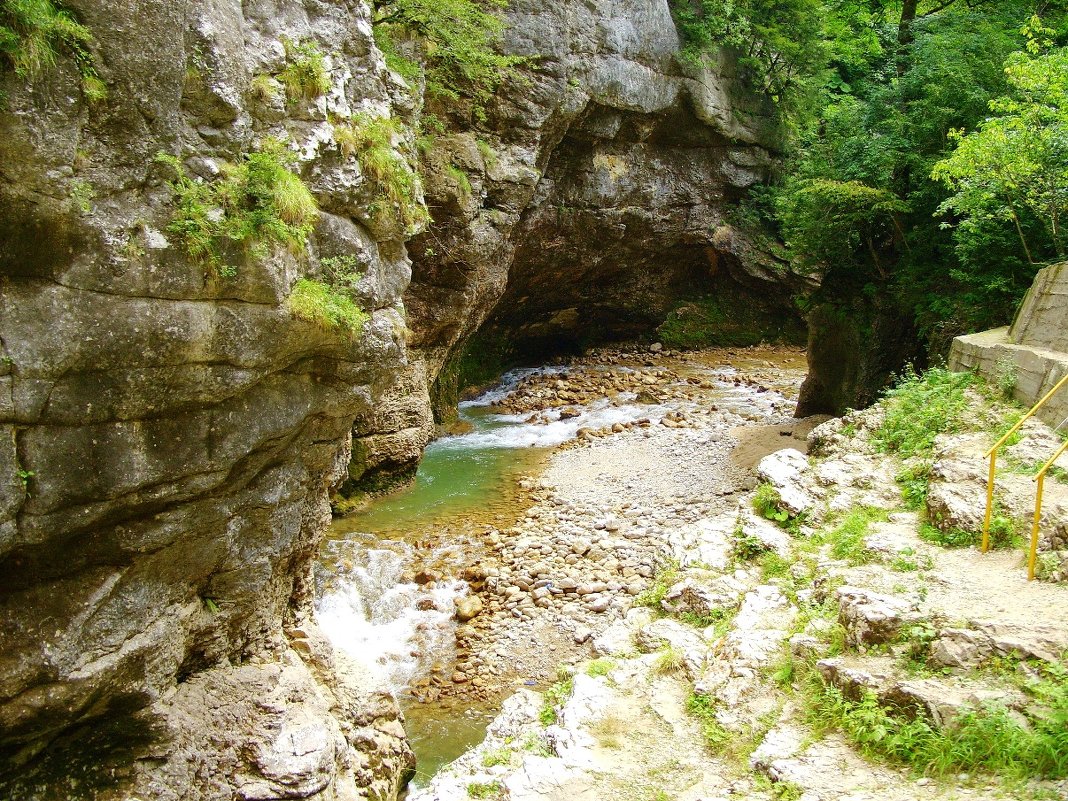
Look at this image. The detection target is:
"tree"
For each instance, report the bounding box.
[933,26,1068,264]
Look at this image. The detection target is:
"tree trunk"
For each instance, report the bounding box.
[897,0,918,76]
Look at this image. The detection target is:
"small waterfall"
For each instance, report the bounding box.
[317,541,467,691]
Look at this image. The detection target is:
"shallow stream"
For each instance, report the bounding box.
[314,351,804,787]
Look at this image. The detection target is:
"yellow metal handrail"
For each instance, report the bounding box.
[1029,438,1068,580]
[982,372,1068,553]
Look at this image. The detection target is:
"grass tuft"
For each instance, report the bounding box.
[286,278,368,337]
[279,37,330,101]
[157,139,318,271]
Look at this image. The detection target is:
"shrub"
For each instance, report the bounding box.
[752,482,789,523]
[806,662,1068,781]
[157,140,318,271]
[872,367,974,459]
[335,112,429,234]
[371,0,525,118]
[286,278,368,337]
[279,37,330,101]
[0,0,105,100]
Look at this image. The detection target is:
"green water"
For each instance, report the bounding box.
[331,406,546,542]
[327,403,546,788]
[402,703,498,791]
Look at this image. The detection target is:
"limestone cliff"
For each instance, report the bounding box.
[0,1,416,797]
[349,0,807,492]
[0,0,802,797]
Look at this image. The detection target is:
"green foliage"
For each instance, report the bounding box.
[480,748,512,768]
[466,781,502,800]
[447,163,473,196]
[633,560,680,609]
[336,112,429,234]
[279,38,330,101]
[685,692,731,753]
[778,179,909,274]
[668,0,826,114]
[585,658,615,678]
[69,177,93,213]
[371,0,525,118]
[250,73,281,103]
[476,139,498,169]
[759,550,792,579]
[873,367,974,458]
[752,482,790,523]
[933,28,1068,265]
[896,462,932,511]
[768,2,1062,356]
[539,671,574,725]
[0,0,104,100]
[286,278,369,337]
[732,524,773,561]
[823,507,888,565]
[918,521,977,548]
[889,547,933,573]
[806,660,1068,781]
[157,141,318,272]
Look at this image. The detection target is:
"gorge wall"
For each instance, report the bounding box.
[0,0,802,798]
[349,0,808,492]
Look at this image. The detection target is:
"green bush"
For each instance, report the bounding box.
[286,278,368,337]
[895,462,932,511]
[279,37,330,101]
[1,0,105,100]
[371,0,525,118]
[157,140,318,271]
[873,367,974,459]
[753,482,791,524]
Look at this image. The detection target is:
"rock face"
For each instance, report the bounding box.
[353,0,805,488]
[0,1,416,797]
[1,0,801,795]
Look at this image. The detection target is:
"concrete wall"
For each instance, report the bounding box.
[949,261,1068,430]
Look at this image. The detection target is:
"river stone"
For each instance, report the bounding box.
[455,596,485,622]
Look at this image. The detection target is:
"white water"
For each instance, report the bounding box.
[316,361,793,695]
[318,541,468,689]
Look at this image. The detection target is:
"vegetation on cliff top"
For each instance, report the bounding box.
[671,0,1068,361]
[370,0,524,119]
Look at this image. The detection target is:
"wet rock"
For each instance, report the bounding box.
[455,596,485,622]
[415,569,443,585]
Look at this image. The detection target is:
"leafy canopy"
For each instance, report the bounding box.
[934,21,1068,264]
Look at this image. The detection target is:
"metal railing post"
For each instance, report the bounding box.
[1029,438,1068,580]
[982,371,1068,552]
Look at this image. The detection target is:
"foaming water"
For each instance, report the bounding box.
[318,542,466,688]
